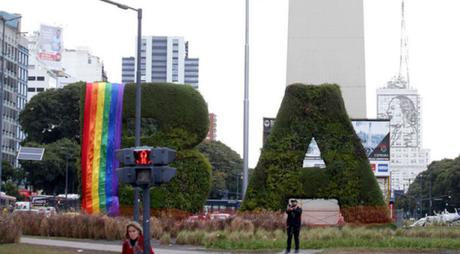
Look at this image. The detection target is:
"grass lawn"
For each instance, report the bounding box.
[0,243,117,254]
[320,249,460,254]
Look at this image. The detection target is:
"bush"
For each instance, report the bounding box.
[0,214,21,243]
[121,83,209,150]
[159,233,171,245]
[13,213,126,240]
[80,83,212,213]
[229,217,254,233]
[242,84,387,223]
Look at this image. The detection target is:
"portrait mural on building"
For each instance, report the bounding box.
[377,94,419,148]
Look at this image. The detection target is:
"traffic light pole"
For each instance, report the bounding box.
[142,186,151,254]
[116,146,176,254]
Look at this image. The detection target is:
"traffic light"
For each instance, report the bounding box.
[115,146,177,187]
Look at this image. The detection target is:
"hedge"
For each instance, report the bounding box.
[119,149,211,213]
[241,84,387,223]
[80,83,212,212]
[122,83,209,150]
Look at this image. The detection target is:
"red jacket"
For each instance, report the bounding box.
[122,235,154,254]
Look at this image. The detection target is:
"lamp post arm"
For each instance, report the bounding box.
[98,0,137,11]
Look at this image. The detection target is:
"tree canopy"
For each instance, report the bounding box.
[197,140,243,199]
[19,138,80,194]
[20,82,83,144]
[396,155,460,216]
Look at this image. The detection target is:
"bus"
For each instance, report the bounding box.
[0,192,16,210]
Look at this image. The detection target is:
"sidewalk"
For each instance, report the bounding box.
[20,236,322,254]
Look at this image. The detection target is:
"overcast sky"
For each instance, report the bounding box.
[3,0,460,167]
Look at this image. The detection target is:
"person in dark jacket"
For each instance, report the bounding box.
[122,221,154,254]
[285,199,302,253]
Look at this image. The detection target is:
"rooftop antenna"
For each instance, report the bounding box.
[398,0,410,88]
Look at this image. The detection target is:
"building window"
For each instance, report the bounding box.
[37,76,45,81]
[27,87,35,92]
[28,76,36,81]
[36,88,45,92]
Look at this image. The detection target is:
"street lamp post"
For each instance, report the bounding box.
[98,0,142,224]
[242,0,250,200]
[98,1,148,253]
[0,15,22,194]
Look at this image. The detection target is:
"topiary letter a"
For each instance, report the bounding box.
[242,84,385,218]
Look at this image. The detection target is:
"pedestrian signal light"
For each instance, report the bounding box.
[134,149,151,165]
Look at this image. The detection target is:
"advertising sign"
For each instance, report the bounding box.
[263,117,276,145]
[38,25,63,62]
[352,119,391,177]
[351,119,390,161]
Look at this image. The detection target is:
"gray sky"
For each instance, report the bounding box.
[3,0,460,167]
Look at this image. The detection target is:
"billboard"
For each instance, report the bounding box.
[38,25,63,62]
[352,119,391,177]
[351,119,390,160]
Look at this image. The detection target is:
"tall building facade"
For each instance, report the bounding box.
[0,11,28,164]
[122,36,199,89]
[26,28,105,101]
[206,113,217,141]
[286,0,367,118]
[377,81,430,193]
[377,0,430,193]
[59,48,106,87]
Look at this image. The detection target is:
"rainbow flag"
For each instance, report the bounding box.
[81,82,125,215]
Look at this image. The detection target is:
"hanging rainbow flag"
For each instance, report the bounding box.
[81,82,125,215]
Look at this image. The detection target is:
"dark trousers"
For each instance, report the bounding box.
[286,225,300,252]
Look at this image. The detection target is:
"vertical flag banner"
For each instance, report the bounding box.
[81,82,125,215]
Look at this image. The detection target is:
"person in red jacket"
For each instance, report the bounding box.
[122,221,154,254]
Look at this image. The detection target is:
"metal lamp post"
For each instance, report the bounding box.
[0,14,22,194]
[98,0,142,223]
[242,0,250,199]
[98,1,148,253]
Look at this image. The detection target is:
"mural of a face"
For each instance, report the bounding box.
[386,95,418,147]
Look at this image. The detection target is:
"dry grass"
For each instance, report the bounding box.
[0,214,21,243]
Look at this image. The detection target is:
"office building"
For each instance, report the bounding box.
[206,113,217,141]
[122,36,199,89]
[377,84,430,193]
[0,11,28,164]
[376,0,430,193]
[26,27,106,101]
[286,0,367,118]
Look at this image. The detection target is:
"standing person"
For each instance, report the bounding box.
[285,199,302,254]
[122,221,154,254]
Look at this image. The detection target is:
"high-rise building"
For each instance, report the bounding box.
[59,47,106,87]
[376,0,430,193]
[26,27,106,101]
[377,83,430,193]
[286,0,367,118]
[0,11,28,165]
[122,36,199,89]
[206,113,217,141]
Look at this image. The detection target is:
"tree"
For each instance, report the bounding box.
[20,138,80,195]
[400,155,460,216]
[19,82,83,144]
[197,140,243,199]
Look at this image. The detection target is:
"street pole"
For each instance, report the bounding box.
[133,7,143,224]
[0,15,21,194]
[236,174,239,200]
[242,0,250,200]
[142,186,151,254]
[429,173,432,216]
[98,0,142,223]
[65,154,69,199]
